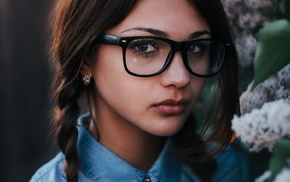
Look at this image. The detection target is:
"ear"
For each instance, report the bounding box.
[80,59,93,78]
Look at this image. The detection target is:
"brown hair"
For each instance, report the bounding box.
[50,0,239,181]
[172,2,239,180]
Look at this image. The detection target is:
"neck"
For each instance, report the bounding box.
[89,114,166,171]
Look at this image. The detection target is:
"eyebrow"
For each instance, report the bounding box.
[189,30,211,39]
[121,27,169,38]
[121,27,211,39]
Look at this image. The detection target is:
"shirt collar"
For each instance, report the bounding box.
[76,113,183,182]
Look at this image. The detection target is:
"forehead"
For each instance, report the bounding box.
[106,0,210,40]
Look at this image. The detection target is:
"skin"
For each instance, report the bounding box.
[82,0,210,171]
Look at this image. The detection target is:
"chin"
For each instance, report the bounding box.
[148,124,184,137]
[153,117,188,136]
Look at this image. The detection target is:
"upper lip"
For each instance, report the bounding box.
[153,99,190,106]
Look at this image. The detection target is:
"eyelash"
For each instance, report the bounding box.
[128,41,159,57]
[188,42,209,55]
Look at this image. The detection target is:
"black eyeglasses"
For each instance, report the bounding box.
[96,33,231,77]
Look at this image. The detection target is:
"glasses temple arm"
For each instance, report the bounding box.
[97,34,120,45]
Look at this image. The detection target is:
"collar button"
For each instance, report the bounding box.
[143,177,151,182]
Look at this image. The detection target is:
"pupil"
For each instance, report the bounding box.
[137,45,148,52]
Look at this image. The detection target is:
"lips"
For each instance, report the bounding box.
[152,99,190,115]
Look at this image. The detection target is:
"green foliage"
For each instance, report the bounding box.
[267,139,290,182]
[252,19,290,89]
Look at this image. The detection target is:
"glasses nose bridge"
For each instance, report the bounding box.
[172,41,186,52]
[164,41,189,72]
[168,41,187,65]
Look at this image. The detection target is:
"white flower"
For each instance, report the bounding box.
[244,0,275,9]
[274,167,290,182]
[240,64,290,114]
[255,170,271,182]
[232,99,290,152]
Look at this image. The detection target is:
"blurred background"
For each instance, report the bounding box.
[0,0,57,181]
[0,0,288,181]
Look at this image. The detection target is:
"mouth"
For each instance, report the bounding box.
[152,99,190,115]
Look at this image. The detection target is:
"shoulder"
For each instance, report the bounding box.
[179,163,202,182]
[30,153,67,182]
[212,146,252,182]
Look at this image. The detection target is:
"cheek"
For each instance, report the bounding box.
[93,53,128,103]
[93,48,149,114]
[93,71,154,133]
[95,77,138,112]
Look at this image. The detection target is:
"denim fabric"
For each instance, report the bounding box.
[30,113,251,182]
[212,146,252,182]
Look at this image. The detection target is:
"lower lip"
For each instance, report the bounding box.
[154,104,187,115]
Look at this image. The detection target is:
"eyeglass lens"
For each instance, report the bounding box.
[125,38,225,76]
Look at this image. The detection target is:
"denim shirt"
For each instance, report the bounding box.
[30,114,251,182]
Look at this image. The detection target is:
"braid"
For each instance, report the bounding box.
[53,74,82,181]
[48,0,138,180]
[50,1,89,179]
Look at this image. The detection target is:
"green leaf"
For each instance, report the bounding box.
[267,139,290,182]
[252,19,290,90]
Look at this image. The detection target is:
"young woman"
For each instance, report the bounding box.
[31,0,250,181]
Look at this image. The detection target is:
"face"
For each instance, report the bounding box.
[89,0,210,137]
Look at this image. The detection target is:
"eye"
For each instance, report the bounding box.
[188,42,209,54]
[128,39,159,57]
[130,40,157,52]
[188,45,202,53]
[134,43,156,52]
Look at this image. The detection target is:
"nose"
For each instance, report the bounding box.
[161,52,190,88]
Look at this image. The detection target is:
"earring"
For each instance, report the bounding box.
[82,74,91,86]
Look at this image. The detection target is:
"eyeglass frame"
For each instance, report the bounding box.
[94,33,232,78]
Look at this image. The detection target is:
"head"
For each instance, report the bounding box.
[50,0,239,180]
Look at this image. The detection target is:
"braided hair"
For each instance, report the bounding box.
[50,0,136,180]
